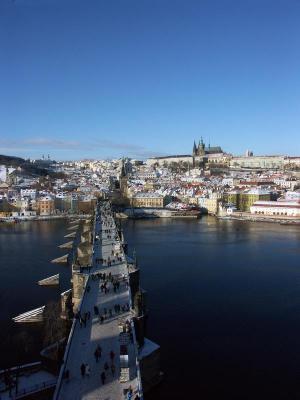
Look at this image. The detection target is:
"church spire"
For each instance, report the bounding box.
[120,158,126,177]
[193,140,197,155]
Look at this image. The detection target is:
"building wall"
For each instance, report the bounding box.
[198,197,220,214]
[37,198,55,215]
[78,199,96,214]
[131,196,164,208]
[226,192,271,211]
[230,156,284,169]
[146,156,193,166]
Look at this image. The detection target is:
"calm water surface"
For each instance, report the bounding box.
[123,217,300,400]
[1,217,300,399]
[0,219,70,367]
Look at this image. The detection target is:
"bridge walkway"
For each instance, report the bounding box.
[55,205,140,400]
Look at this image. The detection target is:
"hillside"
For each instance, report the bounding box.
[0,154,25,167]
[0,154,62,178]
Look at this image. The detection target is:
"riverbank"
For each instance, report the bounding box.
[122,207,200,219]
[0,214,91,223]
[218,212,300,225]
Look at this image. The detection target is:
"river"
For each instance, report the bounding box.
[1,217,300,399]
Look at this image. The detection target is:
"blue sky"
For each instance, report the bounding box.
[1,0,300,160]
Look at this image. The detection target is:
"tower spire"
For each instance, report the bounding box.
[193,140,197,155]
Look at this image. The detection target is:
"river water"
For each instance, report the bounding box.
[1,217,300,399]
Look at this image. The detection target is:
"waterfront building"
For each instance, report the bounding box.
[226,188,271,211]
[37,196,55,215]
[55,193,72,212]
[78,197,97,213]
[198,192,223,214]
[250,201,300,217]
[130,192,169,208]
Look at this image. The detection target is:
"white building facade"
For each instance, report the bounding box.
[250,201,300,217]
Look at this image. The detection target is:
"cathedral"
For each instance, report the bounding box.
[192,137,223,157]
[192,137,224,167]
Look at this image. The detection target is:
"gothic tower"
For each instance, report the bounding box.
[198,137,205,156]
[119,159,128,197]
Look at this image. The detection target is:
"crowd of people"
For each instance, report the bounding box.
[79,347,116,387]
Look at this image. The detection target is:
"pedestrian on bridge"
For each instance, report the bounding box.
[98,315,104,324]
[101,371,106,385]
[110,350,115,361]
[85,363,91,377]
[111,363,115,377]
[94,347,100,362]
[80,363,86,378]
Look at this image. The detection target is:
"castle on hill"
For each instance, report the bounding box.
[147,138,226,167]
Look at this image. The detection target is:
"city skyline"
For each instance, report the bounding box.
[1,0,300,159]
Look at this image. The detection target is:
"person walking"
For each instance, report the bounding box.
[110,350,115,362]
[101,371,106,385]
[80,363,86,378]
[64,369,70,381]
[111,363,115,377]
[94,348,100,362]
[85,363,91,377]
